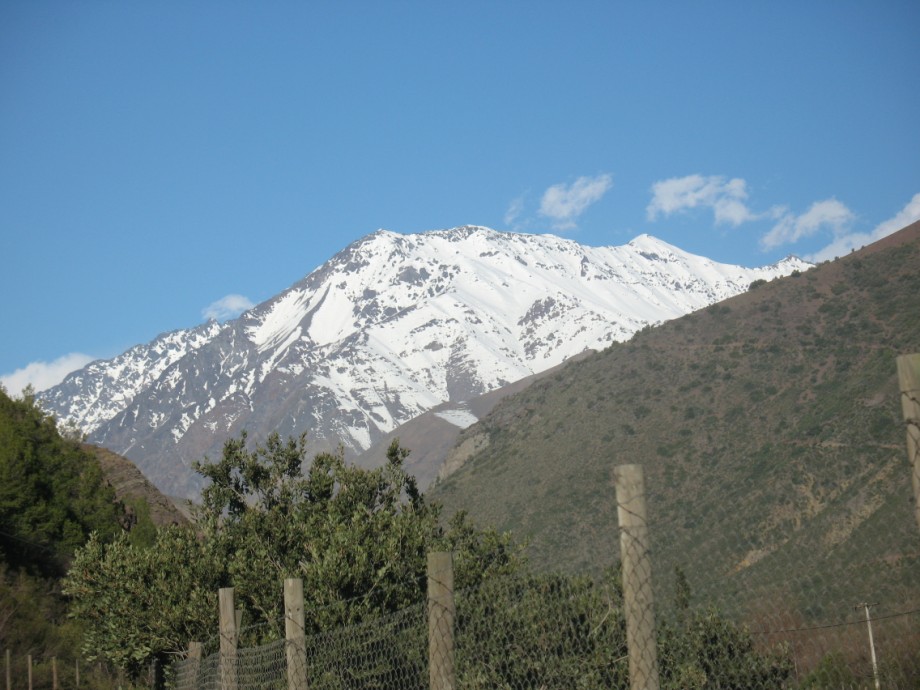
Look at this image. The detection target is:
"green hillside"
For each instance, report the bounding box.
[0,389,166,689]
[432,222,920,647]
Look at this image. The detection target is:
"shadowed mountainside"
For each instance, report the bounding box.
[355,351,596,489]
[431,221,920,619]
[82,444,190,528]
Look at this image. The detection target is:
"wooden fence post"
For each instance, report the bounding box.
[897,354,920,534]
[188,641,203,659]
[219,587,239,690]
[186,642,203,690]
[427,551,456,690]
[27,655,32,690]
[5,649,9,690]
[615,464,661,690]
[52,657,58,690]
[75,658,79,688]
[285,578,308,690]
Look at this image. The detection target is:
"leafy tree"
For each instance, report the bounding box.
[658,608,792,689]
[658,568,793,690]
[194,433,518,633]
[65,432,523,676]
[123,496,159,549]
[65,527,222,676]
[0,387,127,689]
[455,570,629,689]
[65,429,793,688]
[0,388,123,576]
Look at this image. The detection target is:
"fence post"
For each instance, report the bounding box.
[615,464,661,690]
[285,578,308,690]
[5,649,9,690]
[27,655,32,690]
[897,354,920,534]
[52,657,58,690]
[187,642,202,690]
[427,551,456,690]
[75,658,79,688]
[219,587,239,690]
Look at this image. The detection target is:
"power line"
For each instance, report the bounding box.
[751,607,920,636]
[0,528,53,553]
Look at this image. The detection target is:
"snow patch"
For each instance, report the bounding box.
[434,407,479,429]
[247,289,311,352]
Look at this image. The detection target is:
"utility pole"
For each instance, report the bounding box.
[854,602,880,690]
[897,354,920,534]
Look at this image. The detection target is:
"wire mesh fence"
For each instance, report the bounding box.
[165,558,919,690]
[166,504,919,690]
[643,456,920,690]
[165,354,920,689]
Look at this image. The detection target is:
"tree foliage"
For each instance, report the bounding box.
[64,527,222,675]
[455,570,629,689]
[0,387,127,688]
[65,430,792,687]
[65,432,522,675]
[0,388,123,576]
[658,608,792,689]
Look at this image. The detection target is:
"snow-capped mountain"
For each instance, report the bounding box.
[39,226,810,497]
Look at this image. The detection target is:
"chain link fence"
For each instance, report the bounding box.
[170,602,429,690]
[166,549,919,690]
[647,470,920,690]
[166,505,919,689]
[167,356,920,689]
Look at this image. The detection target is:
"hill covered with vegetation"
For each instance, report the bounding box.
[0,388,176,688]
[432,222,920,631]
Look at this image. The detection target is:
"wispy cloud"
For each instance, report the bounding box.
[644,173,912,261]
[805,192,920,262]
[504,195,525,228]
[202,294,255,321]
[647,174,758,226]
[1,353,95,395]
[539,173,613,231]
[761,199,855,251]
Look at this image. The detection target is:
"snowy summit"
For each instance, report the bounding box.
[39,226,809,497]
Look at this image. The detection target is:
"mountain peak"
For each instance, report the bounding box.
[423,225,496,239]
[626,233,686,258]
[39,226,806,497]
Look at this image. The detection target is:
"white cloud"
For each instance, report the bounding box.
[504,195,525,227]
[1,353,96,395]
[539,174,613,230]
[646,174,758,226]
[806,192,920,262]
[870,192,920,238]
[804,232,872,262]
[761,198,855,250]
[202,294,255,321]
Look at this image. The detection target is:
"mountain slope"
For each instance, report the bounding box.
[430,222,920,623]
[355,350,596,489]
[39,226,808,497]
[81,444,189,528]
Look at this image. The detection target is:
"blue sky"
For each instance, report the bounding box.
[2,1,919,394]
